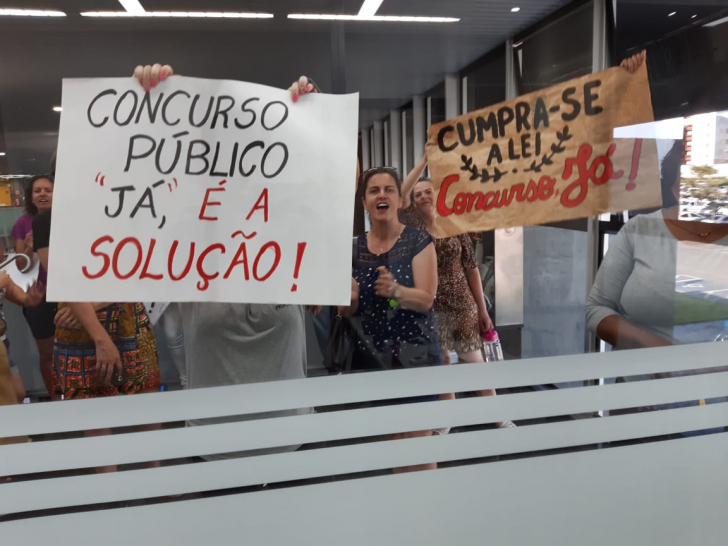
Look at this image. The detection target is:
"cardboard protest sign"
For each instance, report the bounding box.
[426,64,661,237]
[48,77,359,304]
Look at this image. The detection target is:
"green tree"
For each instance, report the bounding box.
[691,165,719,179]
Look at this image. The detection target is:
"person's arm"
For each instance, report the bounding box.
[0,273,43,307]
[401,152,429,210]
[595,315,671,350]
[375,243,437,313]
[586,225,671,349]
[460,235,493,333]
[68,302,122,384]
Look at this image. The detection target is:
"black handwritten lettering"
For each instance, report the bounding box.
[487,144,503,166]
[186,140,211,175]
[125,135,156,172]
[161,90,191,126]
[235,97,260,129]
[104,186,135,218]
[113,90,139,126]
[457,119,476,146]
[584,81,603,115]
[261,101,289,131]
[561,87,581,121]
[437,126,457,152]
[477,113,498,141]
[211,96,235,129]
[135,92,164,125]
[130,187,158,219]
[189,95,214,128]
[261,143,289,179]
[239,141,265,176]
[533,99,549,130]
[497,106,514,138]
[87,89,117,128]
[515,102,531,132]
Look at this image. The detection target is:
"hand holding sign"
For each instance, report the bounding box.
[620,50,646,74]
[133,64,174,91]
[288,75,319,103]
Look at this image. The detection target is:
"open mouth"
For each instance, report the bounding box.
[376,203,389,211]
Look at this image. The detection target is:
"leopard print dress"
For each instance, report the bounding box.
[399,207,483,353]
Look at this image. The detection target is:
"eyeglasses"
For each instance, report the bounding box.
[362,166,399,177]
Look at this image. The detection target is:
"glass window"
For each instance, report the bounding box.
[616,1,728,120]
[514,1,595,360]
[462,47,507,112]
[515,2,594,95]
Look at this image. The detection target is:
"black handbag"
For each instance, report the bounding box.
[323,236,360,373]
[324,310,357,373]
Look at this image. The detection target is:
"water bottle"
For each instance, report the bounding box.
[482,330,504,362]
[715,320,728,342]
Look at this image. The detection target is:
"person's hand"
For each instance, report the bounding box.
[25,282,45,308]
[133,64,174,92]
[288,75,318,103]
[55,306,83,330]
[620,50,646,74]
[375,267,398,299]
[23,231,33,251]
[478,307,494,334]
[94,335,122,385]
[0,271,12,291]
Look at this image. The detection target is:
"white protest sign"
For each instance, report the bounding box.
[48,77,359,304]
[1,255,40,291]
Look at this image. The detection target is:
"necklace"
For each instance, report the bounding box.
[371,226,404,254]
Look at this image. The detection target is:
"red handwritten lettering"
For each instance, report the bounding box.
[561,143,622,208]
[199,183,226,221]
[82,235,114,279]
[436,174,559,217]
[253,241,281,281]
[112,237,143,280]
[196,243,225,291]
[140,238,163,280]
[246,188,269,222]
[168,240,195,281]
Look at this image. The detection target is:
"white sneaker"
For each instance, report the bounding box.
[497,420,517,428]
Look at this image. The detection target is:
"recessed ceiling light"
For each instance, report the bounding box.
[358,0,384,17]
[288,14,459,23]
[0,153,5,156]
[692,14,698,19]
[53,106,62,112]
[0,9,65,17]
[81,11,274,18]
[511,7,521,13]
[668,11,676,17]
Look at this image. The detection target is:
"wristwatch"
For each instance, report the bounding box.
[392,284,402,300]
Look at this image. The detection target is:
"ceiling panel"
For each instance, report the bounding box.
[0,0,571,173]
